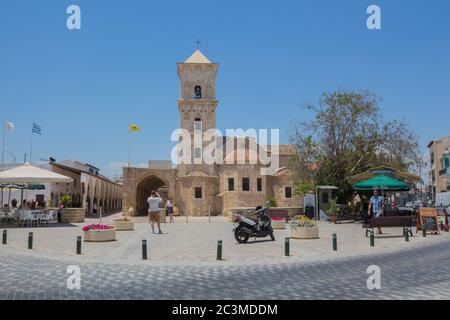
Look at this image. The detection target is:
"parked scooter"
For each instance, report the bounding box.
[233,201,275,243]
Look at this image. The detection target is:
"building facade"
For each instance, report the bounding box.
[122,50,299,216]
[428,136,450,199]
[1,160,122,215]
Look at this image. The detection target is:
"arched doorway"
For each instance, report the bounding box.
[136,175,168,215]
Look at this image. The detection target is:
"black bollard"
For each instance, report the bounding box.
[404,228,409,242]
[76,236,82,255]
[285,237,290,256]
[370,232,375,247]
[423,227,427,237]
[332,233,337,251]
[217,240,223,260]
[142,240,148,260]
[28,232,33,249]
[2,230,6,245]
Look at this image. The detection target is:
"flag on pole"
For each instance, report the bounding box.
[32,123,42,135]
[4,121,14,131]
[129,123,140,132]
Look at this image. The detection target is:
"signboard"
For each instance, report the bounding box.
[417,208,440,234]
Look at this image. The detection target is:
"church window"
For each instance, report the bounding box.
[194,147,202,159]
[194,118,202,131]
[257,178,262,192]
[285,187,292,198]
[194,86,202,99]
[194,187,202,199]
[242,177,250,192]
[228,178,235,191]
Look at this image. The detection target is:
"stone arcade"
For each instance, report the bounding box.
[122,50,300,216]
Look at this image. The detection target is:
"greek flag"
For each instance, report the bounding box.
[32,123,42,135]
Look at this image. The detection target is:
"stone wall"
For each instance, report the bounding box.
[61,208,85,223]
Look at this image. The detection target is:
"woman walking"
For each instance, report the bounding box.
[166,198,174,223]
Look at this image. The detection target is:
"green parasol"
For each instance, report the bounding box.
[0,184,45,190]
[352,174,410,191]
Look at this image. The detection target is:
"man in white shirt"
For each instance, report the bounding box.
[147,190,163,234]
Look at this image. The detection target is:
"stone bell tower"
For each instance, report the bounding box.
[177,49,219,175]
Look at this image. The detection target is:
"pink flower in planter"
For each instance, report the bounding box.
[82,224,113,231]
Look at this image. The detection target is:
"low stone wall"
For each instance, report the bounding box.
[61,208,85,223]
[227,207,303,221]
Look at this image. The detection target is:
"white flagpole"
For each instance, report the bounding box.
[1,122,6,171]
[128,129,131,168]
[29,123,34,164]
[1,123,6,207]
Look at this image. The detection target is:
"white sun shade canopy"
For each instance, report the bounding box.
[0,164,73,184]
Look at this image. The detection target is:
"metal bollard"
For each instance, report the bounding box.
[332,233,337,251]
[2,230,6,245]
[285,237,290,256]
[422,227,427,237]
[370,232,375,247]
[142,240,148,260]
[404,228,409,242]
[217,240,223,260]
[28,232,33,249]
[76,236,82,255]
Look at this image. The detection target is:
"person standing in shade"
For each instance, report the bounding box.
[148,190,163,234]
[368,190,384,235]
[93,202,98,216]
[166,198,174,223]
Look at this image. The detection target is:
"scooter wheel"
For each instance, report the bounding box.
[234,226,250,243]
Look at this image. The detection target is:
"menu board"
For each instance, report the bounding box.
[417,208,440,234]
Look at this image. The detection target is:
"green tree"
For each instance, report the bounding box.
[267,195,278,207]
[289,90,423,203]
[60,194,72,208]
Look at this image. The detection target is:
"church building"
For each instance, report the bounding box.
[122,50,300,216]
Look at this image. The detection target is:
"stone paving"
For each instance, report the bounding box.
[1,214,449,266]
[1,215,450,299]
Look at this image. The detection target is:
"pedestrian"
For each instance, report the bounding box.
[148,190,163,234]
[166,198,174,223]
[93,202,98,216]
[368,190,384,234]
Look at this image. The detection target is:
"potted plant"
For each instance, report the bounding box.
[82,224,116,242]
[327,198,338,224]
[267,195,278,207]
[60,194,72,208]
[112,204,135,231]
[271,217,286,229]
[289,215,319,239]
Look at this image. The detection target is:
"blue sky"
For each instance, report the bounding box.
[1,0,449,178]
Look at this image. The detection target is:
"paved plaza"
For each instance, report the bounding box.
[1,216,450,299]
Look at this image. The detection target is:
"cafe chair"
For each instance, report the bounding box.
[30,213,40,227]
[40,213,51,226]
[19,211,31,227]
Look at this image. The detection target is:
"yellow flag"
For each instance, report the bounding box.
[129,123,140,132]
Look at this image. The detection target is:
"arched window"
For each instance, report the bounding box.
[194,86,202,99]
[194,118,202,131]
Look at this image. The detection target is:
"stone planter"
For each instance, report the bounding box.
[112,220,134,231]
[290,226,319,239]
[271,219,286,230]
[83,229,116,242]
